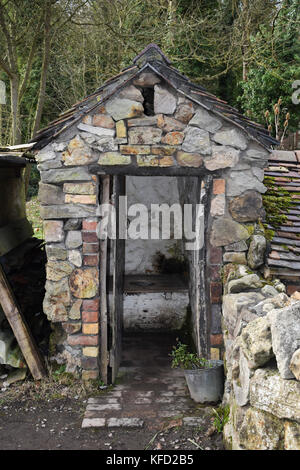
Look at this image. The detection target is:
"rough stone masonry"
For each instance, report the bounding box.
[222,259,300,450]
[33,45,274,383]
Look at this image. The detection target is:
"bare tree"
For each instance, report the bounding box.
[0,0,88,144]
[32,0,89,138]
[0,0,43,143]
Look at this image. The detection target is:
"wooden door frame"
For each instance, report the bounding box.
[99,175,110,384]
[99,172,212,383]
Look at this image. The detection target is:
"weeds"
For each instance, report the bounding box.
[0,362,108,405]
[170,341,212,370]
[212,406,230,433]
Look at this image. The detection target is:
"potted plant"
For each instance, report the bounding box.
[170,341,224,403]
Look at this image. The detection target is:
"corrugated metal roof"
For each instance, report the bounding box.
[30,44,278,151]
[266,150,300,277]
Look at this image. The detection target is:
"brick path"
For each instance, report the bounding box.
[82,333,212,429]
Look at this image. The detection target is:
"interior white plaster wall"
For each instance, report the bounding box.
[109,176,184,274]
[125,175,183,274]
[109,292,189,331]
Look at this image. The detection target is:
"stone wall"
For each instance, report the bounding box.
[222,238,300,450]
[36,71,271,379]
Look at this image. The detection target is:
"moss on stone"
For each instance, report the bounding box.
[263,176,293,230]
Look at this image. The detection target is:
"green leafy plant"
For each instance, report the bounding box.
[53,364,66,377]
[212,405,230,433]
[170,341,211,370]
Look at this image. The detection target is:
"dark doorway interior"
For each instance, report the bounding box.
[102,173,208,384]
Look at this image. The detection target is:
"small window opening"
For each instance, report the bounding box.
[142,87,155,116]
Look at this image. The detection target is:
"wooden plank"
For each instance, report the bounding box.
[276,225,300,232]
[0,155,27,167]
[269,267,300,278]
[89,163,214,178]
[271,244,300,254]
[268,151,297,163]
[265,172,300,179]
[269,250,300,261]
[272,236,300,247]
[0,264,46,380]
[0,218,33,256]
[99,175,110,385]
[199,175,211,359]
[286,215,300,221]
[287,210,300,216]
[276,231,300,240]
[7,143,35,151]
[268,258,300,270]
[109,175,125,384]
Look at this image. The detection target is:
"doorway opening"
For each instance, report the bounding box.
[101,174,208,384]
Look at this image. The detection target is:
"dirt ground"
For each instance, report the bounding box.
[0,373,224,452]
[0,334,225,451]
[0,396,223,451]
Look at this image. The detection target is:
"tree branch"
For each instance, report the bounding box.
[0,3,17,71]
[0,56,13,78]
[19,14,44,99]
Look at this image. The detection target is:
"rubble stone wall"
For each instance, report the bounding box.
[36,71,270,379]
[222,253,300,450]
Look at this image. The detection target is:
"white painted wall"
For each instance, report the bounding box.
[125,176,183,274]
[109,292,189,331]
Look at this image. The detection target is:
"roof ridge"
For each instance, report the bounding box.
[31,45,278,151]
[133,43,171,66]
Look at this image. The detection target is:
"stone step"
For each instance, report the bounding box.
[82,417,144,429]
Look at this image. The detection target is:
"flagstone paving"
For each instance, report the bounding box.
[82,333,214,429]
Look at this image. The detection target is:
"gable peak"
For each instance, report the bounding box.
[133,43,171,67]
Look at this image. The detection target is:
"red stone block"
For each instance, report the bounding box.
[82,311,98,323]
[84,254,99,266]
[287,284,300,296]
[210,265,221,281]
[82,298,100,312]
[213,179,225,195]
[210,334,224,346]
[209,246,223,264]
[82,357,98,370]
[82,231,98,243]
[67,335,98,346]
[82,220,98,231]
[83,243,99,254]
[210,282,222,303]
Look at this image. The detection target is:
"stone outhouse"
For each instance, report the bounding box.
[32,44,277,383]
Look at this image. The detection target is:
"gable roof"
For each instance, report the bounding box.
[31,43,278,151]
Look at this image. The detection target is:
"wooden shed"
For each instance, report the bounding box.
[0,147,46,380]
